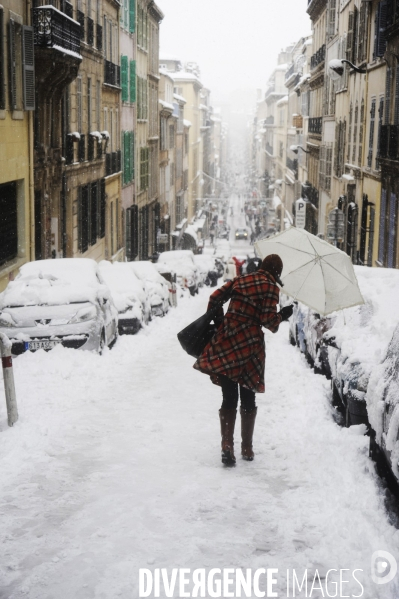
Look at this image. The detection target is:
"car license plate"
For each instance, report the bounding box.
[26,340,60,351]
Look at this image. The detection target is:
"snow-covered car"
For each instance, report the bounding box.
[130,261,170,317]
[323,266,399,427]
[289,301,307,354]
[157,250,200,296]
[193,254,218,287]
[99,261,150,335]
[368,323,399,486]
[0,259,118,354]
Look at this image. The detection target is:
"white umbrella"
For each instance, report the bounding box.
[255,227,364,315]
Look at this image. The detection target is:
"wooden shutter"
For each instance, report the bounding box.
[100,178,106,238]
[385,67,391,124]
[347,12,354,64]
[132,204,138,259]
[378,188,387,263]
[8,19,17,110]
[90,182,98,245]
[334,120,340,176]
[121,55,128,102]
[387,192,397,267]
[81,185,89,253]
[378,0,388,57]
[394,66,399,124]
[357,1,367,64]
[352,7,358,64]
[130,60,136,102]
[328,0,336,36]
[130,131,134,180]
[123,131,130,184]
[0,8,4,110]
[368,99,376,167]
[129,0,135,33]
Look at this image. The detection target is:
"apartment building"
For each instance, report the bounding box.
[0,0,34,291]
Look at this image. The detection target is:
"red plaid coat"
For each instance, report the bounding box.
[193,270,282,393]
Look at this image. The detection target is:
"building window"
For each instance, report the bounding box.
[87,77,91,132]
[96,80,101,129]
[140,147,149,190]
[130,60,136,102]
[0,182,18,265]
[374,0,388,59]
[121,55,129,102]
[376,96,384,169]
[368,98,376,168]
[169,124,174,149]
[334,119,346,177]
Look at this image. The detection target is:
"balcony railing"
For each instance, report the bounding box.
[33,5,81,56]
[303,181,319,209]
[104,60,120,87]
[309,117,323,135]
[106,151,121,176]
[286,157,298,173]
[379,124,399,160]
[310,44,326,70]
[285,63,297,81]
[265,85,275,100]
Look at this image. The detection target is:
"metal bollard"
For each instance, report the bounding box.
[0,333,18,426]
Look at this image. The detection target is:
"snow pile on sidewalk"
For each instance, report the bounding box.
[0,288,398,598]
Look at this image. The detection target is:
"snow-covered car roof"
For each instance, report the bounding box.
[325,266,399,375]
[131,261,168,283]
[0,258,104,308]
[158,250,195,264]
[98,261,146,312]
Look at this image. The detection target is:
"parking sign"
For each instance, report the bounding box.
[295,199,306,229]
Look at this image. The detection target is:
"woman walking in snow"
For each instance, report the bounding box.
[193,254,293,465]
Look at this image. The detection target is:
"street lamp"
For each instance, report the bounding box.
[328,58,366,80]
[290,145,310,154]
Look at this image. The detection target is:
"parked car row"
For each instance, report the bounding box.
[0,258,176,355]
[288,266,399,488]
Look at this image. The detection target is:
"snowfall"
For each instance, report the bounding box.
[2,195,399,598]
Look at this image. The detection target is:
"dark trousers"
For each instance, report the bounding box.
[220,375,256,411]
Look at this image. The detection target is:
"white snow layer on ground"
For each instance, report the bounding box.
[0,289,399,598]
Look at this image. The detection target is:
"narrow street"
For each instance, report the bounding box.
[1,233,399,597]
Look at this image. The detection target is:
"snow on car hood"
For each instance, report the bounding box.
[0,275,99,308]
[0,258,106,308]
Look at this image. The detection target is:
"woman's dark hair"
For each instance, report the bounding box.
[260,254,283,279]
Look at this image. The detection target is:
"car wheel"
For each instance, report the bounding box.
[99,329,106,355]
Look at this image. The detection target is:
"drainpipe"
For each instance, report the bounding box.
[0,333,18,427]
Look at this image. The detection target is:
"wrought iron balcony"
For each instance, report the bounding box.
[33,5,81,57]
[285,63,296,82]
[302,181,319,208]
[309,117,322,135]
[310,44,326,70]
[104,60,120,87]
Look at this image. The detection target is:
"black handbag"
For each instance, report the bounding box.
[177,292,230,358]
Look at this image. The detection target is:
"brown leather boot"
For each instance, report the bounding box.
[241,407,257,461]
[219,408,237,465]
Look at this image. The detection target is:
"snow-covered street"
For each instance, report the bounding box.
[1,284,399,598]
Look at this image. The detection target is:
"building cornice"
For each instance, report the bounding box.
[306,0,327,23]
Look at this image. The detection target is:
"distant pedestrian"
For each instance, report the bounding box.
[223,258,238,282]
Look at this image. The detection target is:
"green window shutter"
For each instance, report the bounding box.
[130,132,134,180]
[123,131,129,184]
[121,55,128,102]
[130,60,136,103]
[129,0,135,33]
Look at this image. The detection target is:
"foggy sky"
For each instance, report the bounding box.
[158,0,312,106]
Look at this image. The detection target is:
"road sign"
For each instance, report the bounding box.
[295,199,306,229]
